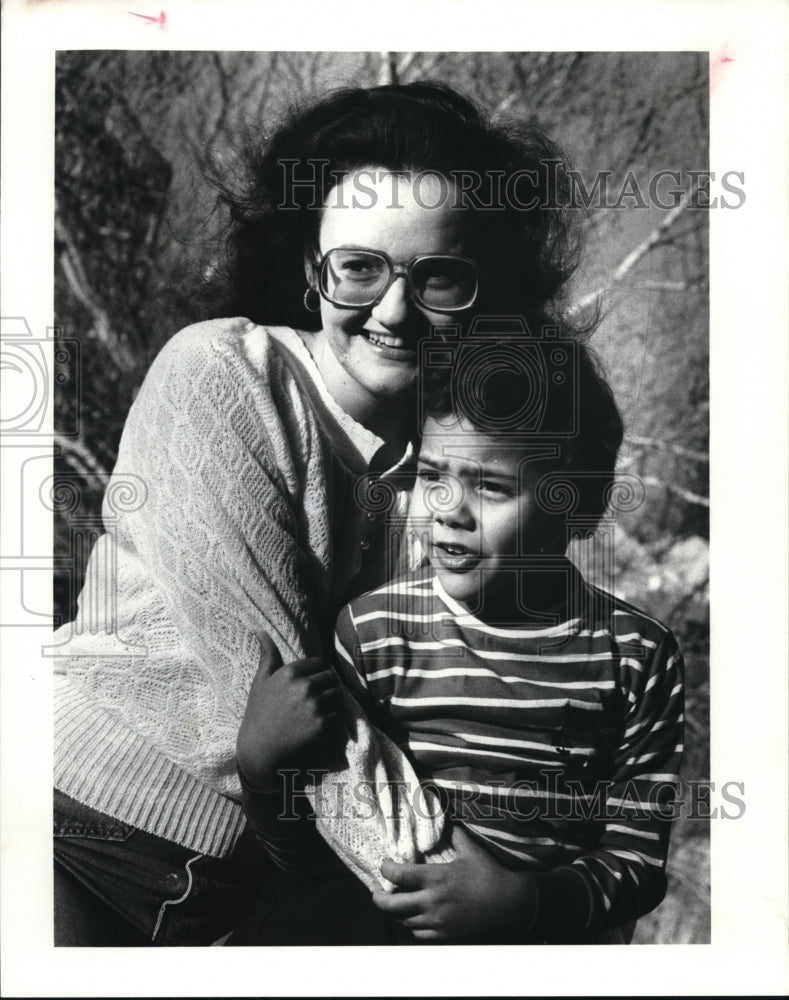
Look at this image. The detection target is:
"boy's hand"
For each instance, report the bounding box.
[371,826,537,942]
[236,633,344,792]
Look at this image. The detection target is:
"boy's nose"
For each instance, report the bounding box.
[370,276,410,328]
[434,486,475,530]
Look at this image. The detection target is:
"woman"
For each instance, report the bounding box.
[53,82,580,945]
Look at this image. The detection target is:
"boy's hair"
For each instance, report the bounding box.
[422,336,624,530]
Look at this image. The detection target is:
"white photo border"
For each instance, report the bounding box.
[1,0,787,996]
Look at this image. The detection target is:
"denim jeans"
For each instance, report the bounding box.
[54,790,636,946]
[53,789,270,946]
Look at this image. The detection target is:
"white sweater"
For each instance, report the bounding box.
[54,319,419,857]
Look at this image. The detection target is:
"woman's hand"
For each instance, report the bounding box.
[371,826,537,943]
[236,633,345,792]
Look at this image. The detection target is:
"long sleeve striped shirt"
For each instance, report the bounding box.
[332,563,685,935]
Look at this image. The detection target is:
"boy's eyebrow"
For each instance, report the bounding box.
[417,450,519,482]
[416,451,448,469]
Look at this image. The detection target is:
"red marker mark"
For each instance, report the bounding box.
[128,10,167,27]
[711,44,735,89]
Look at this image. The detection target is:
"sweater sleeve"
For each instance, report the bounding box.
[528,630,685,940]
[96,321,327,796]
[237,762,327,871]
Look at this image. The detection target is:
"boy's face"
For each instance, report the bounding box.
[412,414,557,612]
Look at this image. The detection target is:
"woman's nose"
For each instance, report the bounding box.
[370,275,410,328]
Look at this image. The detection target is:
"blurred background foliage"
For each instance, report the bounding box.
[54,50,710,944]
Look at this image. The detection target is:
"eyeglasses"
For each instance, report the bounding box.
[315,248,479,313]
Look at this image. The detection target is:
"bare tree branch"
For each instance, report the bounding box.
[379,52,398,85]
[570,185,696,315]
[55,215,136,371]
[413,53,443,79]
[306,52,324,93]
[206,52,233,153]
[55,434,109,479]
[638,274,706,293]
[640,280,689,292]
[396,52,418,80]
[495,92,518,116]
[640,475,710,508]
[626,435,708,463]
[668,573,710,622]
[254,53,280,123]
[619,107,657,171]
[278,53,308,96]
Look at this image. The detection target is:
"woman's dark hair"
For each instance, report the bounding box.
[205,82,585,331]
[422,336,624,531]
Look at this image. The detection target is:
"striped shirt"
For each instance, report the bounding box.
[334,563,685,930]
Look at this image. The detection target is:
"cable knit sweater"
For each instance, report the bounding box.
[53,319,447,863]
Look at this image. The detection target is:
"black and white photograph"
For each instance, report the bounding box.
[1,1,787,996]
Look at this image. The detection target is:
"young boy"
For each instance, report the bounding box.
[234,338,684,945]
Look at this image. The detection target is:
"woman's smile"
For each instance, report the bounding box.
[358,322,419,359]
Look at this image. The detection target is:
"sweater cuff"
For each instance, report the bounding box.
[238,765,311,838]
[528,865,595,940]
[238,764,325,873]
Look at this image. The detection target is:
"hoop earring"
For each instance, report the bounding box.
[303,287,321,313]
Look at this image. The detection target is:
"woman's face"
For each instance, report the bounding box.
[311,169,474,416]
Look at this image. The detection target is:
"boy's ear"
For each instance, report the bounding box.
[528,512,566,556]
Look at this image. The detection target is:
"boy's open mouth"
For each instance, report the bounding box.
[431,541,480,571]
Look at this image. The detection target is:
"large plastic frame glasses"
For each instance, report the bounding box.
[314,247,480,313]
